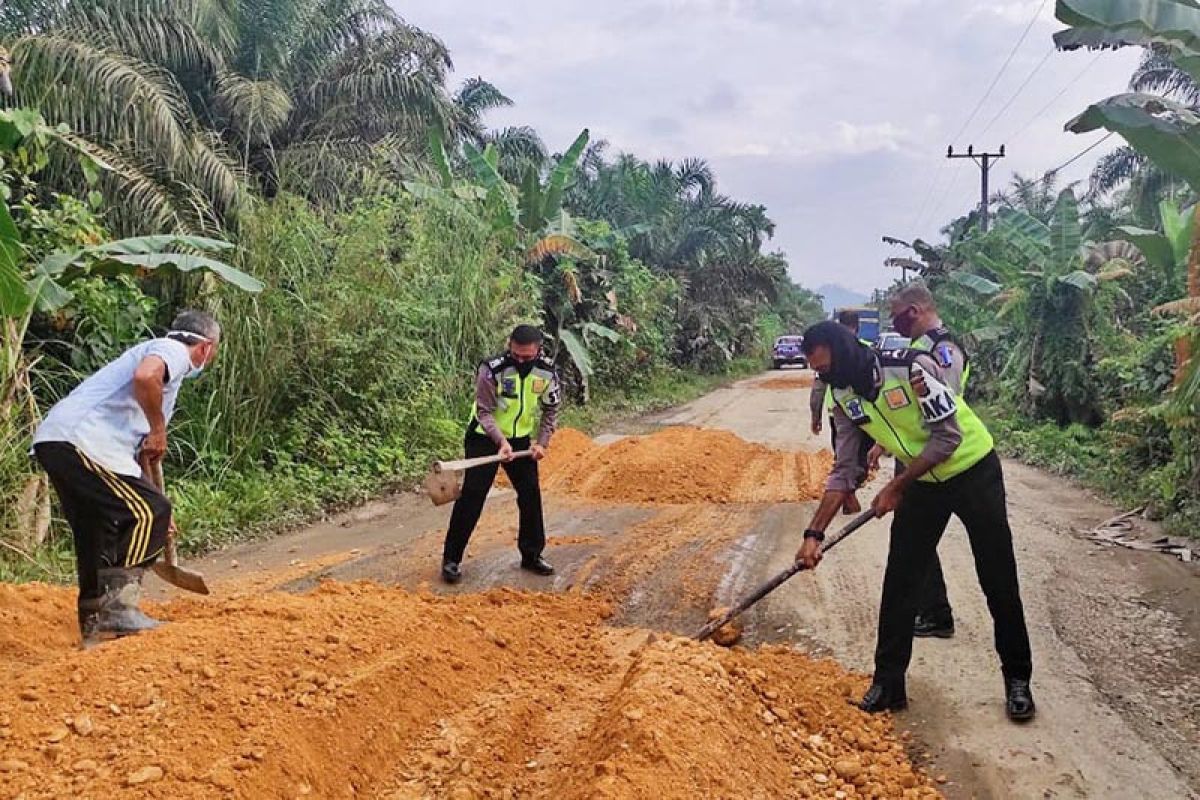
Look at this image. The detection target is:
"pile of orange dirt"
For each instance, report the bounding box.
[0,582,940,800]
[494,427,596,489]
[543,426,831,504]
[757,373,816,389]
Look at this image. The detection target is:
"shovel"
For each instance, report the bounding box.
[424,449,534,506]
[695,509,876,641]
[146,460,210,595]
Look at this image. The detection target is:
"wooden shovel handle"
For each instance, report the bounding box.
[695,510,877,641]
[435,450,534,473]
[142,458,178,567]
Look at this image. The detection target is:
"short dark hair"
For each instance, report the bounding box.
[509,324,544,346]
[835,309,859,331]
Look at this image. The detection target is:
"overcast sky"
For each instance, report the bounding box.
[397,1,1141,295]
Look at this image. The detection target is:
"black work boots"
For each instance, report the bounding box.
[857,675,1037,722]
[1005,678,1036,722]
[520,556,555,576]
[913,613,955,638]
[858,679,909,713]
[78,567,162,647]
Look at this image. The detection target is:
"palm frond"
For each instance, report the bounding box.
[11,34,191,166]
[216,70,293,144]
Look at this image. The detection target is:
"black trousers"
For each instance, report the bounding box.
[442,434,545,564]
[918,552,953,622]
[874,451,1032,684]
[34,442,170,605]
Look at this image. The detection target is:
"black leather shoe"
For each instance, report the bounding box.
[441,561,462,584]
[914,614,955,639]
[520,556,555,576]
[1005,678,1036,722]
[858,681,908,713]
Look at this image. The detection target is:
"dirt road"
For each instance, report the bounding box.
[668,372,1200,799]
[224,369,1198,799]
[5,371,1197,798]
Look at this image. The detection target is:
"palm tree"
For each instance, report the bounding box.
[563,150,792,364]
[990,172,1060,223]
[1,0,457,233]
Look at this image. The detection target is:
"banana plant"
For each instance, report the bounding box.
[1055,0,1200,384]
[953,187,1135,424]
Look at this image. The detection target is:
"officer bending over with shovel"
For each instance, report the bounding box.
[794,321,1035,722]
[32,310,219,647]
[441,325,560,583]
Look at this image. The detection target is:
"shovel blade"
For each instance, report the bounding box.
[424,468,462,506]
[152,562,210,595]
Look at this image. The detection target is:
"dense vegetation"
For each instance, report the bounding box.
[0,3,823,580]
[883,0,1200,534]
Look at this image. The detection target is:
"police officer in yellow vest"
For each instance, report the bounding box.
[809,309,874,515]
[886,282,972,639]
[796,320,1034,722]
[441,325,560,583]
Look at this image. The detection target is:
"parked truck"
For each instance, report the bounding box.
[832,306,880,343]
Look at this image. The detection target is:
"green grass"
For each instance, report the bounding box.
[982,407,1200,538]
[0,359,766,584]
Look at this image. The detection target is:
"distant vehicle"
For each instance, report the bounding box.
[832,306,880,343]
[876,332,910,351]
[771,335,807,370]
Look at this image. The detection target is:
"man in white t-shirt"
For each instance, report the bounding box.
[32,309,220,646]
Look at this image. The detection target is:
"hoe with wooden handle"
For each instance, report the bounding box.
[423,450,534,506]
[146,460,210,595]
[695,510,876,641]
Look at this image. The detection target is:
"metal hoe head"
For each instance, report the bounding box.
[152,562,210,595]
[424,464,462,506]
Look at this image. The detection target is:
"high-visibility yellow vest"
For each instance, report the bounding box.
[830,349,992,482]
[469,353,559,439]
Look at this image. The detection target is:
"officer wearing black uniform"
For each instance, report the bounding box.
[889,283,972,639]
[796,320,1035,722]
[441,325,560,583]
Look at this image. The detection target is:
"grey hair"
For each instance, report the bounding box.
[168,309,221,343]
[890,281,935,309]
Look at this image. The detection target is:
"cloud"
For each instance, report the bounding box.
[398,0,1142,293]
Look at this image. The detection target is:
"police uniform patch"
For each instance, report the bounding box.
[912,367,958,423]
[532,377,548,393]
[884,386,911,410]
[935,342,954,368]
[501,376,517,396]
[843,398,870,425]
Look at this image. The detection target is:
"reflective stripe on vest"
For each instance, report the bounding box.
[831,353,992,482]
[470,363,555,439]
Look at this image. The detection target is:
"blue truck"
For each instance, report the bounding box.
[833,306,880,343]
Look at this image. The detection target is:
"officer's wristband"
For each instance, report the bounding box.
[803,529,826,543]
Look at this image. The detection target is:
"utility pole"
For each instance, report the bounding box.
[947,144,1005,232]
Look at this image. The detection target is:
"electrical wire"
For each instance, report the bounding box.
[1006,51,1103,143]
[977,47,1055,138]
[1046,131,1115,174]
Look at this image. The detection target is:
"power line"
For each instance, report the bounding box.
[949,0,1051,144]
[977,47,1054,138]
[909,0,1050,234]
[1006,51,1103,143]
[1047,131,1115,174]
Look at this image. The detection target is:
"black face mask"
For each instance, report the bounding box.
[513,357,536,377]
[806,321,879,401]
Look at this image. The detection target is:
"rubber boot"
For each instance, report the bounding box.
[80,568,162,647]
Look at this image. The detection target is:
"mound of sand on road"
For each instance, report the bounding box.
[0,583,938,800]
[542,426,830,505]
[756,374,816,390]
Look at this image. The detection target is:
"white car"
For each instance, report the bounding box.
[876,332,910,351]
